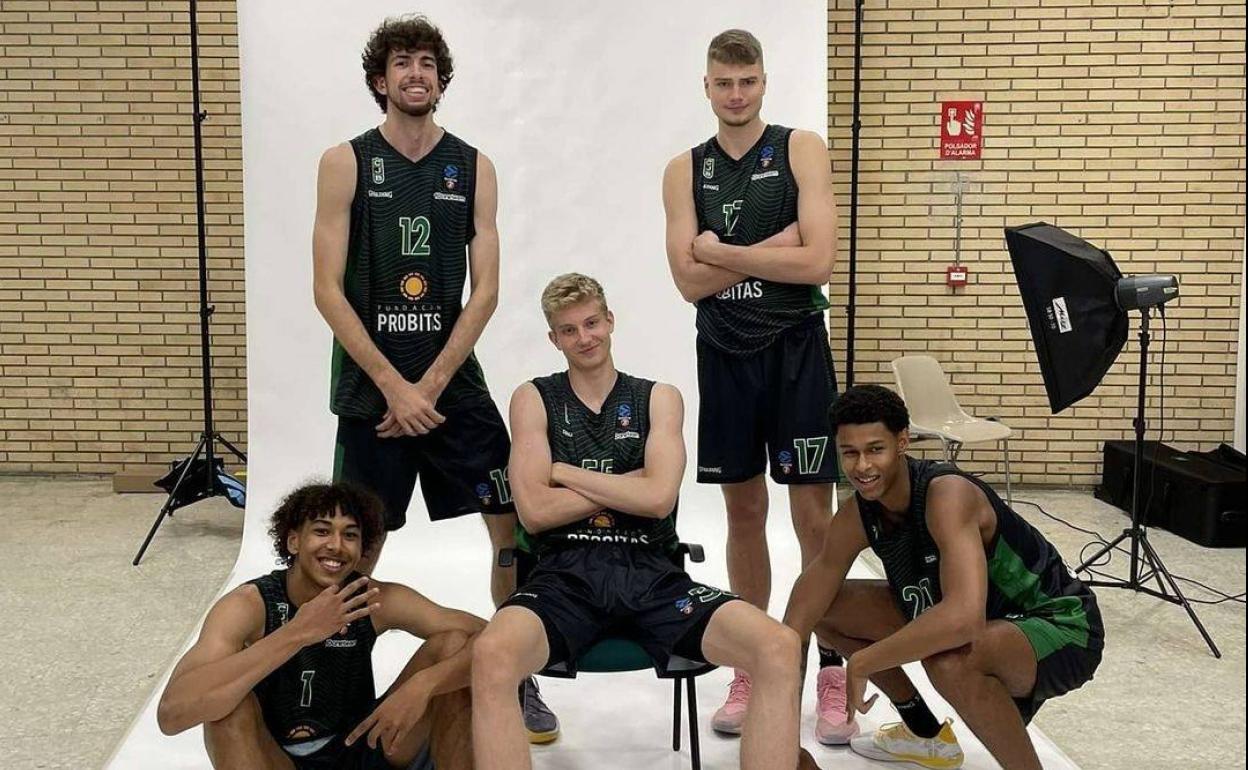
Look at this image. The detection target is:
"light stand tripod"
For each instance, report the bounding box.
[133,0,246,565]
[1075,307,1220,657]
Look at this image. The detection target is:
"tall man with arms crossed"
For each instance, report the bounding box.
[662,29,849,741]
[785,385,1103,770]
[312,15,559,742]
[158,482,480,769]
[471,274,811,770]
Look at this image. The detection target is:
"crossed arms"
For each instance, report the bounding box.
[662,129,838,303]
[508,381,686,533]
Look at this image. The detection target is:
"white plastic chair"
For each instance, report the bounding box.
[891,355,1014,504]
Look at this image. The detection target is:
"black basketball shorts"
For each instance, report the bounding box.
[334,395,514,530]
[696,316,840,485]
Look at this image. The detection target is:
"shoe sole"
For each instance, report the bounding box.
[526,728,560,745]
[815,730,858,746]
[710,722,743,736]
[849,740,963,770]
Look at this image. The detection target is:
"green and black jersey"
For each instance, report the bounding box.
[858,458,1103,661]
[692,124,830,355]
[521,371,678,555]
[248,570,377,748]
[330,128,489,419]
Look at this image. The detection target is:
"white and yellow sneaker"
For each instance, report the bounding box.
[849,718,964,769]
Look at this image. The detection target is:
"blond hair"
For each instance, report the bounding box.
[541,273,608,324]
[707,29,763,67]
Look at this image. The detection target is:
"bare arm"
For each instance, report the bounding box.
[850,477,989,678]
[551,383,685,519]
[417,151,500,397]
[693,130,837,285]
[312,144,407,399]
[662,151,750,302]
[509,382,603,533]
[784,496,870,684]
[157,577,377,735]
[372,581,486,697]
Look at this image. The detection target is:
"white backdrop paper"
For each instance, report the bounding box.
[107,2,1077,767]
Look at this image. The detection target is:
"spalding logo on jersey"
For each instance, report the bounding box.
[372,157,385,185]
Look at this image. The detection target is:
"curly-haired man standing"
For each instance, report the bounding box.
[311,13,560,745]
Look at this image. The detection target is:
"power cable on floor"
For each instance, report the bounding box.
[1012,498,1246,606]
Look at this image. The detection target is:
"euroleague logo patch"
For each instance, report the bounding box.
[400,271,429,301]
[476,482,492,506]
[778,449,794,475]
[443,164,459,190]
[675,597,694,616]
[616,403,632,429]
[759,144,775,168]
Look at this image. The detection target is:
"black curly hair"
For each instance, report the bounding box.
[828,385,910,436]
[268,481,385,566]
[361,15,454,113]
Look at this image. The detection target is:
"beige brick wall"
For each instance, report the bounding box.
[1,1,1243,484]
[0,1,245,474]
[826,0,1246,486]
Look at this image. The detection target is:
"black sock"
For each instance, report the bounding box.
[893,694,941,739]
[817,644,843,669]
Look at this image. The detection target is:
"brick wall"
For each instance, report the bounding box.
[1,1,1243,483]
[0,1,245,474]
[826,0,1245,485]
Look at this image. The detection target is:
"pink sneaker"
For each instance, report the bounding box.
[711,671,751,735]
[814,666,859,745]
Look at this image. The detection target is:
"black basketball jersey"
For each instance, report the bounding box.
[691,124,830,355]
[522,371,678,554]
[330,128,490,419]
[247,570,377,748]
[857,459,1101,655]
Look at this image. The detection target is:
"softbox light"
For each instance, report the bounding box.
[1004,222,1129,413]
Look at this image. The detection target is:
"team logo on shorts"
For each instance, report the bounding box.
[588,512,615,529]
[777,449,794,475]
[400,271,429,301]
[675,597,694,616]
[759,145,775,169]
[702,157,714,179]
[372,157,385,184]
[476,482,492,506]
[443,164,459,190]
[616,403,632,429]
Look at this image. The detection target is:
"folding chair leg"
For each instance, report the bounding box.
[672,677,682,752]
[1003,436,1013,505]
[686,676,701,770]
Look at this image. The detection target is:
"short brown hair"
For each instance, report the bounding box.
[361,15,454,113]
[541,273,608,324]
[268,481,385,566]
[707,29,764,67]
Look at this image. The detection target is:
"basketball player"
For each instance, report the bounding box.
[311,15,558,738]
[471,274,808,770]
[157,482,480,769]
[785,385,1103,769]
[661,28,847,741]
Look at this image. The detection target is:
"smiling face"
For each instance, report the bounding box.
[287,509,363,588]
[704,59,766,129]
[547,299,614,372]
[836,422,910,502]
[375,48,441,117]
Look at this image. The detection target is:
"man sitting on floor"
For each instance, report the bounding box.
[158,481,483,769]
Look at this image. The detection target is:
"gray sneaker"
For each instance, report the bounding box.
[520,676,560,744]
